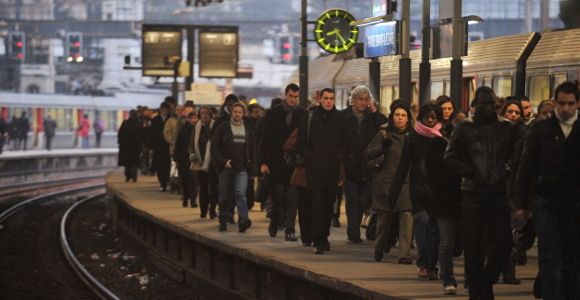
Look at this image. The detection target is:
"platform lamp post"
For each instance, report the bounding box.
[299,0,309,108]
[399,0,412,104]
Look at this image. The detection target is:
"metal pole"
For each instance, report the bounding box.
[172,62,179,101]
[540,0,550,32]
[186,27,195,92]
[524,0,532,33]
[299,0,309,108]
[399,0,412,103]
[419,0,431,105]
[369,57,381,103]
[450,0,463,110]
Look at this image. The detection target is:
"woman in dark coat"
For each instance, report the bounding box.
[118,110,144,182]
[364,100,414,264]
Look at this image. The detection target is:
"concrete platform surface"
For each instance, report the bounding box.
[107,170,538,300]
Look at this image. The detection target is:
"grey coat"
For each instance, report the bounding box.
[365,127,412,212]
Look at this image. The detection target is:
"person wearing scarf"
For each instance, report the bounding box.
[407,103,460,295]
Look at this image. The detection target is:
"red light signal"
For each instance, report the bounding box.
[66,32,83,63]
[10,32,25,61]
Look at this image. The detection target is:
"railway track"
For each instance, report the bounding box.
[0,183,120,300]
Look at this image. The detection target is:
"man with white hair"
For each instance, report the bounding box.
[340,86,385,243]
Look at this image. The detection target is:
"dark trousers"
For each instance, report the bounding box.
[534,197,580,300]
[198,170,218,216]
[333,187,343,221]
[310,187,335,247]
[178,164,196,202]
[95,132,102,148]
[461,192,512,300]
[271,184,298,233]
[344,180,368,240]
[296,187,310,244]
[155,155,170,189]
[45,136,53,151]
[124,164,138,181]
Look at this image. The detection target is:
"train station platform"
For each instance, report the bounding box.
[106,169,539,300]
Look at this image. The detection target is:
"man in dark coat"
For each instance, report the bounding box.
[43,115,57,151]
[260,83,305,241]
[340,85,382,243]
[297,87,347,254]
[515,82,580,300]
[444,86,519,300]
[175,111,198,208]
[18,112,30,151]
[118,110,144,182]
[150,101,171,191]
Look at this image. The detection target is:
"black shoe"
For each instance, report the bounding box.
[228,216,235,224]
[200,213,207,218]
[125,178,130,182]
[238,219,252,233]
[313,247,324,254]
[268,223,277,238]
[209,211,217,219]
[331,218,341,228]
[374,250,383,262]
[302,242,312,247]
[182,200,188,207]
[502,276,521,285]
[398,257,413,265]
[285,232,298,242]
[190,200,198,208]
[349,236,363,244]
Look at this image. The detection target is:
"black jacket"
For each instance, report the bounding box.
[260,104,305,184]
[444,119,519,194]
[117,118,144,167]
[516,115,580,210]
[174,122,194,168]
[340,107,381,181]
[150,114,170,160]
[408,132,461,218]
[211,121,257,175]
[297,105,347,189]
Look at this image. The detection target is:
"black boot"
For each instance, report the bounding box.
[218,217,227,232]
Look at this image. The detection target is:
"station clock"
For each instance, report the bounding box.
[314,9,359,54]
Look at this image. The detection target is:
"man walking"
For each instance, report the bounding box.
[151,101,172,191]
[340,86,381,243]
[516,82,580,300]
[93,115,105,148]
[43,115,57,151]
[260,83,305,241]
[297,88,347,254]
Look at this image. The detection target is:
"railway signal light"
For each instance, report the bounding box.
[66,32,83,63]
[280,36,292,63]
[10,32,25,61]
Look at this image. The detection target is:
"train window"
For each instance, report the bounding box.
[381,85,393,116]
[528,75,550,106]
[431,81,444,100]
[552,73,568,95]
[492,76,512,98]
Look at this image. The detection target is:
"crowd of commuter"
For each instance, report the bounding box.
[117,81,579,300]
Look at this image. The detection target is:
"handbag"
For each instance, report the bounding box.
[282,128,298,154]
[289,111,313,188]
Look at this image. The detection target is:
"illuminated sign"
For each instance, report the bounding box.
[364,21,399,58]
[142,26,182,76]
[199,30,238,78]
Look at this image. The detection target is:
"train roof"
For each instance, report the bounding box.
[526,28,580,69]
[0,91,168,110]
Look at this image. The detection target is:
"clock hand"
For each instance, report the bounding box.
[336,31,347,45]
[326,28,339,36]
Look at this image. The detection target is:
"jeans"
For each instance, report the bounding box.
[344,180,368,240]
[534,197,580,300]
[438,216,458,287]
[270,184,298,232]
[414,210,439,270]
[218,168,249,221]
[81,136,89,148]
[461,192,512,300]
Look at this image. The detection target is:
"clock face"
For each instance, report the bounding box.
[314,9,359,54]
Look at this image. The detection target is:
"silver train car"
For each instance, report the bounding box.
[287,28,580,115]
[0,91,168,149]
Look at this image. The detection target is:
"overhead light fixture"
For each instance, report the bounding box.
[464,15,484,25]
[350,15,393,27]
